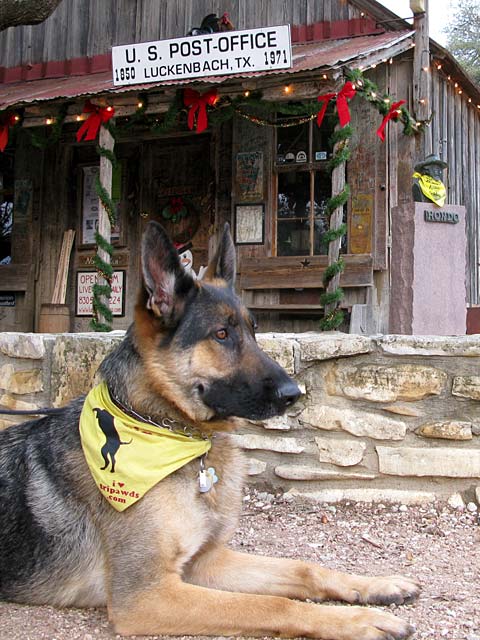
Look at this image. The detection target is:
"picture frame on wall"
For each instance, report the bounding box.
[80,165,122,246]
[234,203,265,245]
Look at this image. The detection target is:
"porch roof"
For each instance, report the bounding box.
[0,30,414,111]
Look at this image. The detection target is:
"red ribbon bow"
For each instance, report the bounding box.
[184,88,218,133]
[376,100,406,142]
[170,196,184,215]
[316,81,356,129]
[76,100,115,142]
[0,113,19,152]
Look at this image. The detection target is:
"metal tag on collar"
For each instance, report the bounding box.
[198,455,218,493]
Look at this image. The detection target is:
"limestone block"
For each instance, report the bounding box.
[416,421,472,440]
[0,333,49,359]
[378,334,480,357]
[300,405,406,440]
[0,393,39,412]
[286,488,436,505]
[275,464,376,481]
[452,376,480,401]
[475,487,480,505]
[257,335,296,375]
[377,446,480,477]
[315,436,366,466]
[382,403,423,417]
[297,332,373,362]
[51,334,123,406]
[0,365,43,394]
[231,434,305,454]
[247,458,267,476]
[261,415,291,430]
[327,364,447,402]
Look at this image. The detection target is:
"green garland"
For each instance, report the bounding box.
[90,127,117,332]
[29,103,68,149]
[346,68,420,135]
[319,125,353,330]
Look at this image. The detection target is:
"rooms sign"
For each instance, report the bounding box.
[112,25,292,86]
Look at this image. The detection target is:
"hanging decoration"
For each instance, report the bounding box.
[159,195,201,246]
[316,81,356,129]
[183,88,218,133]
[76,100,115,142]
[376,100,406,141]
[28,103,68,149]
[162,196,188,222]
[0,112,20,152]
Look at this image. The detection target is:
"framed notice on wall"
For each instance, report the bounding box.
[235,151,263,201]
[234,204,265,245]
[76,270,125,317]
[81,166,121,245]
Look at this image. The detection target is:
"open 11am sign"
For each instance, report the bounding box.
[76,271,125,317]
[112,25,292,86]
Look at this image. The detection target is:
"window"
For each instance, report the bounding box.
[275,112,346,256]
[0,152,14,265]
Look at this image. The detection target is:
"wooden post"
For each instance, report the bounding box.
[97,123,114,327]
[324,135,346,318]
[412,0,431,152]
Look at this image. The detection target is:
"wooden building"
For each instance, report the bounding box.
[0,0,479,334]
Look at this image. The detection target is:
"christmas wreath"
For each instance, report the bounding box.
[160,195,200,246]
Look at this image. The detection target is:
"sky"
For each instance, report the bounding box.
[377,0,452,46]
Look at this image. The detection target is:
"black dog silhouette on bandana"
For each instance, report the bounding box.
[93,408,132,473]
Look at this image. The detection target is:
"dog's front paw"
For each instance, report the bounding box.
[355,575,421,606]
[310,606,415,640]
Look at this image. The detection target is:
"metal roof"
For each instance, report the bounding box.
[0,31,414,111]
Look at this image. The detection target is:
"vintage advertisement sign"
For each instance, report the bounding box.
[76,270,125,317]
[236,151,263,201]
[350,194,373,254]
[112,25,292,86]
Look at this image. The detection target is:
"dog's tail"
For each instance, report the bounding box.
[120,438,133,445]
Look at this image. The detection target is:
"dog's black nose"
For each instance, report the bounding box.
[275,380,301,408]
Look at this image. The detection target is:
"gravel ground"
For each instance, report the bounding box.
[1,490,479,640]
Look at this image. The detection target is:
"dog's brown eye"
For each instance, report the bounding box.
[215,328,228,341]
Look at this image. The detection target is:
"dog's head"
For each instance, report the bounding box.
[133,221,301,425]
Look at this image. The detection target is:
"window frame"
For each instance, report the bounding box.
[273,116,346,258]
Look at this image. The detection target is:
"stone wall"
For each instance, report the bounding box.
[1,331,480,506]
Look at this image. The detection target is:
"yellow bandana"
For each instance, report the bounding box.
[79,382,211,511]
[412,172,447,207]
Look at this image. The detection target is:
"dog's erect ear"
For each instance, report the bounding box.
[141,221,195,324]
[204,223,236,287]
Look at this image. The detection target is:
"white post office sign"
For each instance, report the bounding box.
[112,25,292,86]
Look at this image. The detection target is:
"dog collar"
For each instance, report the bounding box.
[79,382,213,511]
[108,387,209,441]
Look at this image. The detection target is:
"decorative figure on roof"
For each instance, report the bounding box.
[187,13,234,36]
[412,154,448,207]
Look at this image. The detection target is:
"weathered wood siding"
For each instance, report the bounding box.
[0,0,363,68]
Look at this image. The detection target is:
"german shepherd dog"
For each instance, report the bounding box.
[0,222,419,639]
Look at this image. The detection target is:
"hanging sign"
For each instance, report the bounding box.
[76,270,125,316]
[112,25,292,86]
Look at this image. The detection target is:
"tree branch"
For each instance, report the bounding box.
[0,0,63,32]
